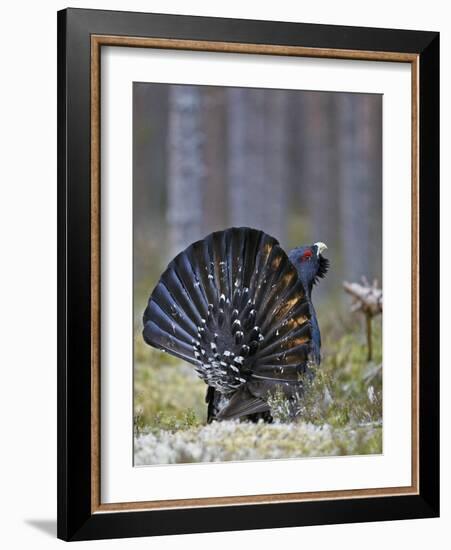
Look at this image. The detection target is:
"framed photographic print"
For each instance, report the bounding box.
[57,8,439,541]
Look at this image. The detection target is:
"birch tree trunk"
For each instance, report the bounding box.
[167,85,205,257]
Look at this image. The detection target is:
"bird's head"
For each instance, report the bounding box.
[288,242,330,294]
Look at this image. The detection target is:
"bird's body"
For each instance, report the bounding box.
[143,227,329,422]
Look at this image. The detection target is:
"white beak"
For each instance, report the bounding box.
[314,242,328,256]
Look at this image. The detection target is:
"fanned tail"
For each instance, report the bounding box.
[143,227,314,420]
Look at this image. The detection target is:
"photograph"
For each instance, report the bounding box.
[133,82,383,466]
[54,6,440,542]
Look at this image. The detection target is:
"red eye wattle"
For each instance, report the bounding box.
[301,250,313,261]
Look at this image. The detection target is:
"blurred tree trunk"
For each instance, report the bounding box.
[133,83,168,234]
[303,94,340,245]
[202,87,227,235]
[133,83,169,297]
[289,93,307,220]
[227,87,289,242]
[263,90,290,243]
[167,85,205,257]
[338,94,382,282]
[298,93,341,300]
[367,97,383,283]
[227,88,266,230]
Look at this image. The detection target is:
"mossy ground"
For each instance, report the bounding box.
[134,310,382,465]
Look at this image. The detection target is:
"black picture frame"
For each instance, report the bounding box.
[57,7,439,541]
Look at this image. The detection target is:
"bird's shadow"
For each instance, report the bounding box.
[25,519,57,538]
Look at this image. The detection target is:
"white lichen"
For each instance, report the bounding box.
[134,420,382,466]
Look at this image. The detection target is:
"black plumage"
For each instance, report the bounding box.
[143,227,329,422]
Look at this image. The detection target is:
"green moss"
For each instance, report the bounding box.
[134,333,207,431]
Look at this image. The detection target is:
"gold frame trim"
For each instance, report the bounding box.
[90,35,420,514]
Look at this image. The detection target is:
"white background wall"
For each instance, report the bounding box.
[0,0,448,547]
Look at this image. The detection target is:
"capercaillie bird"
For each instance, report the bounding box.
[143,227,329,422]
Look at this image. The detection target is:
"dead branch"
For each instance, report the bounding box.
[343,278,382,362]
[343,278,382,316]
